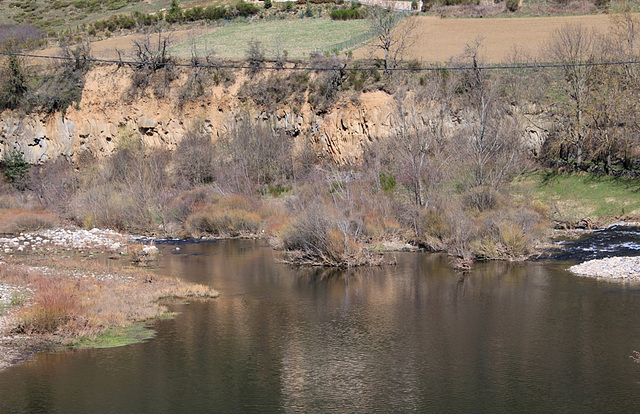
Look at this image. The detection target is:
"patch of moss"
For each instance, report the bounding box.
[73,323,156,349]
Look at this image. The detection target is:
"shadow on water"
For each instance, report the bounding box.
[546,225,640,262]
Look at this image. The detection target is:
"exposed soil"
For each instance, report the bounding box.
[40,27,213,60]
[354,14,616,63]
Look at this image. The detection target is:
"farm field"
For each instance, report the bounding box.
[38,12,622,63]
[168,18,371,59]
[353,14,616,63]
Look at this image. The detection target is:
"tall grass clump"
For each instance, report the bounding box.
[185,195,261,237]
[0,209,59,234]
[14,279,80,335]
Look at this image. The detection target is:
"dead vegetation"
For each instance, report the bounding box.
[0,254,217,343]
[5,13,640,269]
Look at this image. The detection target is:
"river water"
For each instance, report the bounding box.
[1,239,640,413]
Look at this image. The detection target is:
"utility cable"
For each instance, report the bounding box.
[2,50,640,72]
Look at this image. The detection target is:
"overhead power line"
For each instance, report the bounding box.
[2,51,640,72]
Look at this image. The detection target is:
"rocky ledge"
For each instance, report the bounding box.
[569,256,640,281]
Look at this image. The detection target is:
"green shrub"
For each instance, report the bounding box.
[506,0,519,12]
[2,149,30,191]
[235,0,260,16]
[329,8,362,20]
[203,5,228,20]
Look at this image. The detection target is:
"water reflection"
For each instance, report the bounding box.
[1,240,640,413]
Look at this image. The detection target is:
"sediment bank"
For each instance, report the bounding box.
[0,228,218,372]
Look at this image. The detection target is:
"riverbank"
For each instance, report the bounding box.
[0,228,218,372]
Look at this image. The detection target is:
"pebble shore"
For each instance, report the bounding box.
[569,256,640,281]
[0,228,162,371]
[0,228,131,254]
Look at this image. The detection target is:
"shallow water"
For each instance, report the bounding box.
[1,240,640,413]
[551,225,640,262]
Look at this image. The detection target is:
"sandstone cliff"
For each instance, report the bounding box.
[0,64,548,164]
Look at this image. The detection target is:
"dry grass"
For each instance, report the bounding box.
[0,254,217,344]
[0,209,59,234]
[184,194,262,237]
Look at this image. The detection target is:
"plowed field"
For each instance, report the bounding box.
[354,14,616,63]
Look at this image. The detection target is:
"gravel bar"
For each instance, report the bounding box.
[569,256,640,280]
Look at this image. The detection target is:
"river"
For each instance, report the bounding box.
[1,239,640,413]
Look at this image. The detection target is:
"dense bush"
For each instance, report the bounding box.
[235,0,260,16]
[329,8,362,20]
[2,149,30,191]
[506,0,519,12]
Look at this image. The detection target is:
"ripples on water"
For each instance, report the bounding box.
[550,225,640,262]
[1,240,640,413]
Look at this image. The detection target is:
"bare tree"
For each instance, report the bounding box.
[458,40,527,209]
[608,5,640,81]
[172,120,215,187]
[131,30,172,72]
[366,2,417,75]
[546,24,596,168]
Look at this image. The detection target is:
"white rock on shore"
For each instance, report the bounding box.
[0,228,132,254]
[569,256,640,280]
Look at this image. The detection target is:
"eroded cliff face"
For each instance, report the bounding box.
[0,64,548,164]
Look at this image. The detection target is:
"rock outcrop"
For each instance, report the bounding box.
[0,64,549,165]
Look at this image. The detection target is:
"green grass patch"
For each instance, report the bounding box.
[73,322,156,348]
[169,18,371,59]
[512,170,640,222]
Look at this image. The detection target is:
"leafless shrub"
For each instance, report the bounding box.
[177,42,220,107]
[165,186,219,226]
[0,209,59,234]
[237,72,308,112]
[127,30,176,99]
[30,158,78,216]
[279,206,376,267]
[0,24,45,52]
[14,278,79,335]
[453,41,529,209]
[72,129,173,233]
[366,3,417,75]
[544,24,596,168]
[214,118,295,193]
[172,121,215,188]
[245,39,265,77]
[308,55,346,114]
